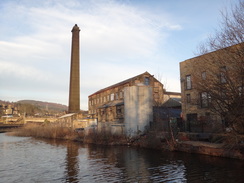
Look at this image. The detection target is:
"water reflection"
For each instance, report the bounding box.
[66,142,79,183]
[86,145,187,182]
[39,139,80,183]
[1,133,244,183]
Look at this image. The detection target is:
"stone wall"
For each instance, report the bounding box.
[124,85,153,137]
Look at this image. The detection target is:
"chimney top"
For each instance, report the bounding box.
[71,24,80,32]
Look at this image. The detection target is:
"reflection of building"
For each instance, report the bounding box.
[86,146,151,182]
[65,142,79,183]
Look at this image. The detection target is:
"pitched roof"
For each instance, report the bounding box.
[89,71,156,97]
[164,91,181,95]
[161,98,181,108]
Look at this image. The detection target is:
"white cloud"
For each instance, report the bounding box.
[0,0,183,108]
[0,60,49,81]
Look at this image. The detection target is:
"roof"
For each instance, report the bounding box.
[164,91,181,95]
[59,113,76,118]
[153,107,181,118]
[180,42,244,64]
[162,98,181,108]
[89,71,159,97]
[98,100,124,109]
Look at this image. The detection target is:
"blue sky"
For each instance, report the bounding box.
[0,0,239,110]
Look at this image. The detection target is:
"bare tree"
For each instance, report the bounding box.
[194,1,244,134]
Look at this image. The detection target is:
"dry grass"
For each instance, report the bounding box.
[8,123,175,150]
[8,123,127,144]
[83,130,128,145]
[8,123,79,140]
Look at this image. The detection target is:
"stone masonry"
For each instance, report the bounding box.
[68,24,80,113]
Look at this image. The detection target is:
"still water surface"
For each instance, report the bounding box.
[0,133,244,183]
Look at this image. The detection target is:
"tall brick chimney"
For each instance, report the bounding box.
[68,24,80,113]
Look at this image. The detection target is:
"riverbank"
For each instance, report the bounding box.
[2,133,244,182]
[176,132,244,160]
[177,141,244,160]
[0,124,23,133]
[7,123,244,160]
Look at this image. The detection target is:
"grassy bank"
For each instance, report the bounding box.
[8,123,78,140]
[8,123,130,145]
[7,123,173,150]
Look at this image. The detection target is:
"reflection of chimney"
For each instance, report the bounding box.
[68,24,80,113]
[65,142,79,182]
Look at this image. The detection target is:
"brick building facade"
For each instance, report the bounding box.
[180,43,243,133]
[88,72,164,123]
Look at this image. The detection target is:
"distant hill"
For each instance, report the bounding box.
[17,100,68,112]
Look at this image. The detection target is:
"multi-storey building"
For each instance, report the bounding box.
[88,71,164,123]
[180,43,243,133]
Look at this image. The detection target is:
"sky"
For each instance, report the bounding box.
[0,0,240,110]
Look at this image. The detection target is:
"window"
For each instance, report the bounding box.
[186,94,191,103]
[201,71,206,80]
[107,95,110,101]
[145,77,150,85]
[186,75,192,89]
[115,93,118,100]
[200,92,210,108]
[116,106,122,114]
[119,91,123,99]
[220,66,227,83]
[110,93,114,101]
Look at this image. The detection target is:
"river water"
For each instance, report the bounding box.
[0,133,243,183]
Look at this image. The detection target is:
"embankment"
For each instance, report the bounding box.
[7,124,244,160]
